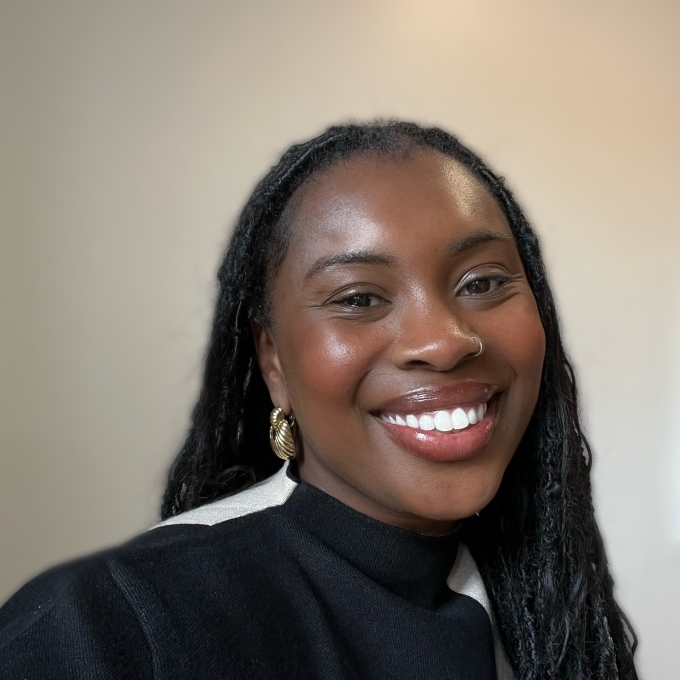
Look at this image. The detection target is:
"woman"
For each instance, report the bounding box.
[0,121,637,679]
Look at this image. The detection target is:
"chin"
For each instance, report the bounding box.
[405,470,504,522]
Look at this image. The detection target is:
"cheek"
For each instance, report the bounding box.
[521,311,546,387]
[280,318,382,412]
[487,299,546,395]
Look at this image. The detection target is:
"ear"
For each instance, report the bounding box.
[251,320,292,414]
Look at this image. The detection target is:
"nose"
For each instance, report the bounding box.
[390,301,480,372]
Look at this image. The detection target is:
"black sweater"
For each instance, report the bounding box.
[0,463,514,679]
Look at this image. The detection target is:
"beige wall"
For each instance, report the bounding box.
[1,1,678,676]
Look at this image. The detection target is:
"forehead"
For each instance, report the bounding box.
[283,149,513,275]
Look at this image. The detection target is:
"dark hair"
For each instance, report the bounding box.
[161,121,637,679]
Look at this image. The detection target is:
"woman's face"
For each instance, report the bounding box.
[255,149,545,534]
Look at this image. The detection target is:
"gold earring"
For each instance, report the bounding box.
[269,407,297,460]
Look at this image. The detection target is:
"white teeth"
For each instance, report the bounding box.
[419,414,436,430]
[452,407,469,430]
[381,402,488,432]
[434,410,453,432]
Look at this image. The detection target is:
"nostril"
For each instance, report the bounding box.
[393,336,478,372]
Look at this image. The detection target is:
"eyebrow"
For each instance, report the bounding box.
[304,229,515,281]
[446,230,515,256]
[304,251,395,281]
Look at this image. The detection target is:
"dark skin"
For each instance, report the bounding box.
[254,149,545,535]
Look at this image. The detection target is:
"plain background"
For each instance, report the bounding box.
[1,1,678,677]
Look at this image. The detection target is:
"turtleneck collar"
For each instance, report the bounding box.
[281,467,461,610]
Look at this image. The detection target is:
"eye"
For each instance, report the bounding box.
[459,275,509,297]
[336,293,384,308]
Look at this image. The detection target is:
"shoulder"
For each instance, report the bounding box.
[1,461,296,621]
[0,464,295,678]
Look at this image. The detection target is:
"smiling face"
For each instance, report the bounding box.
[254,148,545,535]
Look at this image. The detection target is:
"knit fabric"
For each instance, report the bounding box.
[0,464,512,679]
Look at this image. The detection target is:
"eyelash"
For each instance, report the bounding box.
[458,274,511,297]
[334,293,384,309]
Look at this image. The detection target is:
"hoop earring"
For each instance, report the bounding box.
[269,407,297,460]
[471,336,484,357]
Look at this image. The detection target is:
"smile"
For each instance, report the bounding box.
[379,402,487,433]
[375,395,498,463]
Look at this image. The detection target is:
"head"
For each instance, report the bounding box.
[254,146,545,534]
[162,121,637,679]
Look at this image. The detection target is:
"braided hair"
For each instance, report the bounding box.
[161,121,638,680]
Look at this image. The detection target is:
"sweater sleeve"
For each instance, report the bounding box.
[0,556,154,680]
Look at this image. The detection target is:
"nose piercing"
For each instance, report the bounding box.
[471,336,484,357]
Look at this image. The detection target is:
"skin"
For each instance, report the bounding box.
[254,149,545,535]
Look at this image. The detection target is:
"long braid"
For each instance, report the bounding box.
[160,120,638,679]
[161,132,351,517]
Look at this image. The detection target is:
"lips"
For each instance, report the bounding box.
[375,381,498,414]
[373,382,500,462]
